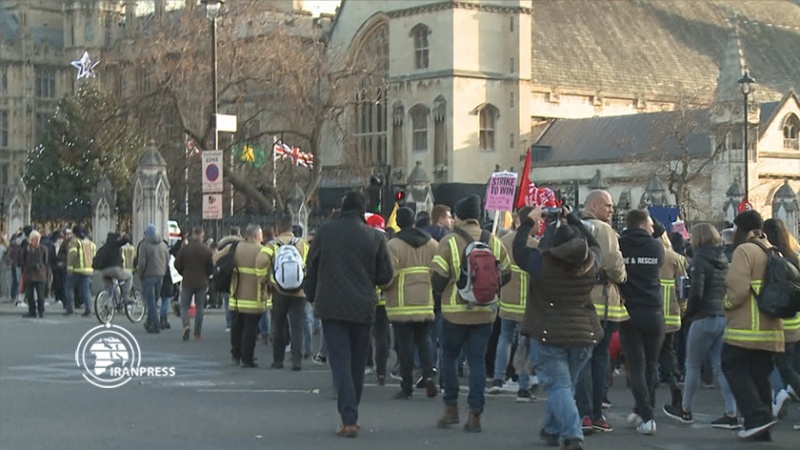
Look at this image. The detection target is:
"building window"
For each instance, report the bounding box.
[412,24,429,70]
[510,16,514,32]
[726,131,743,162]
[104,14,113,46]
[35,113,50,143]
[0,66,7,94]
[0,110,8,147]
[478,104,498,151]
[433,96,447,172]
[0,163,7,186]
[35,69,56,98]
[783,114,800,150]
[135,68,151,94]
[509,92,514,109]
[510,133,514,150]
[510,57,515,73]
[410,105,429,152]
[85,18,94,44]
[352,22,389,166]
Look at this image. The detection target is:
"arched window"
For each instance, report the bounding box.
[478,104,499,151]
[783,114,799,150]
[410,105,429,152]
[352,22,389,165]
[411,24,429,70]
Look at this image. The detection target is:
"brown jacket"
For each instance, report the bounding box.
[660,248,687,333]
[520,237,603,346]
[582,215,628,322]
[213,238,267,315]
[256,232,310,299]
[430,220,511,325]
[724,232,784,353]
[384,229,438,322]
[23,244,49,282]
[175,240,214,290]
[499,230,538,322]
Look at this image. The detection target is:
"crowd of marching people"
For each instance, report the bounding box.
[2,188,799,448]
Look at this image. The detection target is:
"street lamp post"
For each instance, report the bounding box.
[737,69,755,202]
[200,0,226,212]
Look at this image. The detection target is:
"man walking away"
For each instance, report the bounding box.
[489,206,538,402]
[618,210,664,435]
[575,190,627,434]
[22,231,48,318]
[423,204,454,242]
[215,224,267,368]
[430,194,511,432]
[304,191,394,438]
[385,207,439,399]
[175,227,214,341]
[65,226,96,317]
[137,224,168,333]
[258,217,310,370]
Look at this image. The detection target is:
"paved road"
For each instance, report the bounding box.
[0,303,797,450]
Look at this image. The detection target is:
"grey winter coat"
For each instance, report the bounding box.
[136,234,168,279]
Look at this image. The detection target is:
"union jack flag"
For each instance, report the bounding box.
[273,139,314,169]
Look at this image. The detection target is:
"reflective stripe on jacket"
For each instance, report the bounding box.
[121,245,136,273]
[67,238,95,275]
[498,230,537,322]
[783,313,800,343]
[724,280,784,351]
[384,266,434,322]
[660,279,681,331]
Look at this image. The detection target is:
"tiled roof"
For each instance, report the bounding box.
[532,0,800,102]
[534,108,714,165]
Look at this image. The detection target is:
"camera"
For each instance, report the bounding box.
[679,276,691,299]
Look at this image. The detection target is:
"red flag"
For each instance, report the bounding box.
[515,148,532,209]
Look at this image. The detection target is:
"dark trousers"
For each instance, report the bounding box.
[658,332,681,399]
[722,344,775,430]
[394,321,434,394]
[576,321,618,420]
[775,341,800,394]
[271,293,307,367]
[619,315,665,422]
[26,280,46,315]
[231,311,260,365]
[323,319,372,426]
[366,305,390,378]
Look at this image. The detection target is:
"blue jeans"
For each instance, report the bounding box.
[682,316,736,415]
[493,319,529,390]
[65,274,92,313]
[532,339,592,442]
[160,296,171,319]
[575,321,618,420]
[323,320,372,426]
[259,310,270,337]
[142,276,163,329]
[222,293,233,329]
[303,302,313,355]
[441,320,492,413]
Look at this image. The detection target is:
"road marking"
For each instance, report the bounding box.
[198,388,321,394]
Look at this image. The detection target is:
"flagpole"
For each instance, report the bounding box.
[272,135,278,210]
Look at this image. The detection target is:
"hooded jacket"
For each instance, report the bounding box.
[684,244,728,323]
[136,234,168,279]
[304,210,394,324]
[515,218,602,346]
[618,228,664,319]
[384,228,438,322]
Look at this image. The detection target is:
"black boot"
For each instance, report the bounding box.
[160,317,171,330]
[671,388,683,408]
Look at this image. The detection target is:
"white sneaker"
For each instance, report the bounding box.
[627,413,643,429]
[15,301,25,308]
[738,420,777,439]
[224,327,231,332]
[773,389,791,419]
[787,385,799,402]
[530,375,539,388]
[636,420,656,435]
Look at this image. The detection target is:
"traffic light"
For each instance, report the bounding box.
[367,174,384,213]
[393,186,407,206]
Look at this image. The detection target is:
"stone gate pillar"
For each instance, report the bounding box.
[406,161,434,214]
[92,176,117,245]
[286,183,308,239]
[6,179,31,235]
[132,140,170,243]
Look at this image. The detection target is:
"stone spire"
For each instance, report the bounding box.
[715,21,747,104]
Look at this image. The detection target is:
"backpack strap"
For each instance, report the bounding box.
[453,227,474,245]
[478,230,491,246]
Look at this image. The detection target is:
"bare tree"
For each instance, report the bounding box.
[105,1,384,214]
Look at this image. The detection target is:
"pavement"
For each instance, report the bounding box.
[0,300,798,450]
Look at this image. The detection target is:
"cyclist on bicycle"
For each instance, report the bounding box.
[92,232,134,304]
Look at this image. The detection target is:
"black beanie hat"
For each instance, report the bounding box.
[734,210,763,234]
[454,194,482,221]
[341,191,366,214]
[396,207,416,230]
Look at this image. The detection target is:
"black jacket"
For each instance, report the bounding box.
[422,225,449,242]
[304,211,394,324]
[618,228,664,317]
[684,244,728,323]
[395,228,432,248]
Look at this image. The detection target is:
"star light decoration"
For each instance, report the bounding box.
[71,51,100,80]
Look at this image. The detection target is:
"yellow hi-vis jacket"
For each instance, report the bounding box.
[660,248,687,333]
[256,232,310,309]
[213,239,268,315]
[67,238,96,276]
[723,233,784,353]
[384,234,438,322]
[121,243,136,273]
[498,230,538,322]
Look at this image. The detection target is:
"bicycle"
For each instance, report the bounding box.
[94,278,146,324]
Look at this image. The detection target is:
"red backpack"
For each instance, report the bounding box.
[454,228,501,306]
